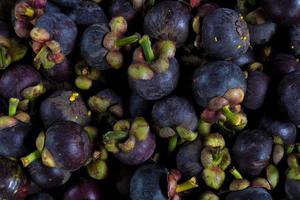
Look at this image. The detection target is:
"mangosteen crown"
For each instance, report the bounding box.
[103,117,150,153]
[128,36,176,80]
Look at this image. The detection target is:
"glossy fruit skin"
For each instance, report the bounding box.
[269,54,300,79]
[248,22,276,45]
[143,1,191,46]
[260,115,297,144]
[115,132,156,165]
[51,0,80,8]
[35,12,77,55]
[201,8,249,60]
[0,156,29,200]
[64,178,103,200]
[243,71,270,110]
[129,58,179,100]
[130,164,168,200]
[285,179,300,200]
[129,92,153,118]
[69,1,107,27]
[289,25,300,55]
[28,159,71,189]
[192,61,246,107]
[278,71,300,125]
[45,2,61,13]
[261,0,300,26]
[232,49,255,67]
[152,96,198,131]
[44,121,92,171]
[110,0,137,24]
[0,64,41,99]
[40,90,90,128]
[176,139,203,177]
[28,193,54,200]
[41,59,72,82]
[80,23,110,69]
[226,187,272,200]
[232,130,273,178]
[0,121,31,157]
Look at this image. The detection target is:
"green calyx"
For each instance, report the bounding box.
[9,39,28,63]
[88,96,112,113]
[109,16,127,35]
[87,159,108,180]
[128,63,154,80]
[229,179,250,191]
[22,83,45,100]
[36,131,45,152]
[273,144,284,165]
[251,177,271,190]
[103,118,150,154]
[168,135,178,153]
[202,167,225,190]
[75,76,93,90]
[20,150,41,167]
[176,126,198,142]
[198,120,212,136]
[0,46,12,70]
[0,116,18,129]
[157,40,176,59]
[219,106,247,131]
[204,133,225,149]
[199,191,220,200]
[287,167,300,181]
[266,164,279,189]
[287,154,300,168]
[41,148,57,168]
[201,147,231,170]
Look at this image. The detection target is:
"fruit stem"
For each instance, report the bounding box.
[139,35,155,63]
[8,98,20,117]
[168,134,178,152]
[221,105,242,126]
[20,150,41,167]
[116,33,140,47]
[175,177,198,193]
[230,167,243,179]
[103,131,129,143]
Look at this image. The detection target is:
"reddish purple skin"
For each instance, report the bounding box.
[41,59,72,82]
[44,121,92,171]
[0,64,41,99]
[269,54,300,79]
[261,0,300,26]
[115,132,156,165]
[64,179,103,200]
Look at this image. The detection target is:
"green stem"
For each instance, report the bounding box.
[230,167,243,180]
[103,131,128,143]
[175,177,198,193]
[115,33,140,47]
[168,134,178,152]
[221,106,241,126]
[20,150,41,167]
[8,98,20,117]
[139,35,155,63]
